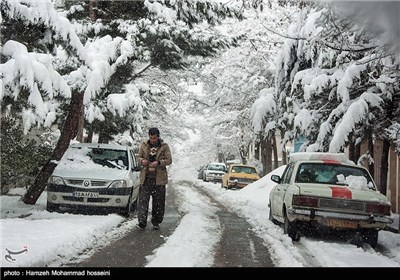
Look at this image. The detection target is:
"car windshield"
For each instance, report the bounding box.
[208,164,225,171]
[231,166,257,174]
[64,146,129,170]
[295,163,376,190]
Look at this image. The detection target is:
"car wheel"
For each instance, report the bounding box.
[360,229,378,248]
[120,194,133,218]
[284,211,300,241]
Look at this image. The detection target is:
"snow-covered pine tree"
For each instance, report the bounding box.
[1,0,243,204]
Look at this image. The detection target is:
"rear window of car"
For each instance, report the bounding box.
[295,163,375,189]
[231,166,257,174]
[208,164,225,171]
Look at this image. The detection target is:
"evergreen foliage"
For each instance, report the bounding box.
[0,116,53,191]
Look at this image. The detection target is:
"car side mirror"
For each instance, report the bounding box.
[132,166,141,172]
[271,175,281,183]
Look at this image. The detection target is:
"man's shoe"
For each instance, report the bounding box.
[153,225,160,230]
[138,222,146,229]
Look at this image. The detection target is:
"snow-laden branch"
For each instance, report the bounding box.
[251,88,276,134]
[3,0,87,62]
[329,92,383,152]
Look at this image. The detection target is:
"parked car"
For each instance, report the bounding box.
[225,154,241,166]
[46,143,141,217]
[269,152,393,248]
[203,162,226,183]
[221,163,260,189]
[197,165,206,180]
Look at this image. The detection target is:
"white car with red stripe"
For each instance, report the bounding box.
[268,152,393,248]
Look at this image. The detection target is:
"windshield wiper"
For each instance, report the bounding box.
[106,160,124,170]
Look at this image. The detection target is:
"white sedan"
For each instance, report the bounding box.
[269,152,393,248]
[47,143,141,217]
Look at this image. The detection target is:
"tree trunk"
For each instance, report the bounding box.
[379,138,390,196]
[355,141,361,163]
[348,139,356,163]
[85,129,93,143]
[89,0,98,21]
[272,133,278,169]
[254,135,260,160]
[216,143,224,163]
[378,102,393,196]
[239,145,247,164]
[261,135,272,176]
[368,134,374,178]
[280,128,287,165]
[76,101,84,142]
[22,91,83,205]
[281,148,287,165]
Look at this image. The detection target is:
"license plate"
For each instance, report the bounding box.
[327,219,357,229]
[73,191,99,198]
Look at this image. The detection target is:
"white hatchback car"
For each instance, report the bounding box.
[203,162,227,183]
[47,143,141,217]
[269,152,393,248]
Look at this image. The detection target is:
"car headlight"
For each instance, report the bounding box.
[49,176,65,185]
[109,180,127,188]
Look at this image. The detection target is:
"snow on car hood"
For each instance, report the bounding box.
[53,167,128,180]
[208,171,225,174]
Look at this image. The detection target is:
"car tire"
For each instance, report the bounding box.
[360,229,378,248]
[120,193,134,218]
[284,211,300,241]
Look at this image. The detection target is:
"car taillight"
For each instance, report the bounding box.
[292,195,319,208]
[366,203,391,215]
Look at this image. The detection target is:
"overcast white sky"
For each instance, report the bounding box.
[1,126,399,268]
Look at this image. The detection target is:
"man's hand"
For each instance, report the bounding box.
[141,159,159,167]
[149,161,159,167]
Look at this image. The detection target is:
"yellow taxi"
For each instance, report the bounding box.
[221,164,260,189]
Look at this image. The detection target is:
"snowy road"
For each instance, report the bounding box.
[1,175,399,268]
[195,179,400,267]
[54,178,399,267]
[64,180,274,267]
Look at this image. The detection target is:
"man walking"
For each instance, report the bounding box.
[137,127,172,230]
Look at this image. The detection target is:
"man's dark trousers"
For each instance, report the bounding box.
[138,177,166,227]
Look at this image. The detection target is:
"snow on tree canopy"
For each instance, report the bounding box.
[251,88,276,133]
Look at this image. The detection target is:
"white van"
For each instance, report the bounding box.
[46,143,141,217]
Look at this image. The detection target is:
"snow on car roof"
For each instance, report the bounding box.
[208,162,226,165]
[229,163,255,168]
[288,152,354,164]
